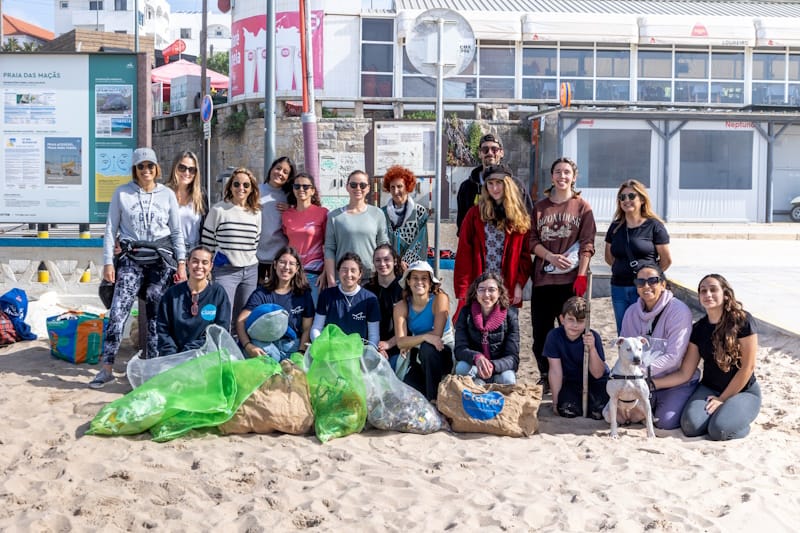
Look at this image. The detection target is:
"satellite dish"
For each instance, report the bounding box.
[405,9,475,78]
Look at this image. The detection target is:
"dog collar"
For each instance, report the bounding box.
[609,374,645,380]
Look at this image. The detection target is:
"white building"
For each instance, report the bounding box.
[169,11,231,57]
[54,0,171,49]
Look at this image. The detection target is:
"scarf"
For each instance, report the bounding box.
[470,301,507,359]
[385,197,414,230]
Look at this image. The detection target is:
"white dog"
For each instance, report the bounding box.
[604,336,655,439]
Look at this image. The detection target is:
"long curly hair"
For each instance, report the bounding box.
[544,156,581,198]
[166,151,206,216]
[223,168,261,213]
[466,272,510,309]
[610,179,662,234]
[699,274,747,373]
[479,168,531,234]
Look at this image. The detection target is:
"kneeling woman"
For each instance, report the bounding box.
[156,246,232,356]
[312,252,380,346]
[453,272,520,385]
[236,246,314,359]
[653,274,760,441]
[393,261,454,400]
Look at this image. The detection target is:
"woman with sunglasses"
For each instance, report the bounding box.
[257,156,295,282]
[324,170,388,285]
[90,147,186,388]
[201,168,261,326]
[529,157,596,388]
[605,179,671,333]
[454,164,532,319]
[156,245,231,356]
[236,246,314,360]
[166,151,207,251]
[381,165,429,268]
[651,274,760,441]
[282,172,328,304]
[618,261,696,430]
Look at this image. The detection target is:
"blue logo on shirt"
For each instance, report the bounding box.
[200,304,217,321]
[462,390,505,420]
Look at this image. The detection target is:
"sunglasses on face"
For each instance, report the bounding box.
[618,192,638,202]
[293,183,313,191]
[480,146,501,154]
[634,276,662,288]
[232,181,251,189]
[349,182,368,190]
[177,163,197,175]
[190,291,199,317]
[136,162,156,171]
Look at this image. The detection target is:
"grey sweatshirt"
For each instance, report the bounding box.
[103,180,186,265]
[256,182,289,262]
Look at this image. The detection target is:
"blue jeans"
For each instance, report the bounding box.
[455,360,516,385]
[681,381,761,440]
[306,272,320,307]
[611,284,639,334]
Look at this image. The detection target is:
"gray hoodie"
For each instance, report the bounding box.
[103,180,186,265]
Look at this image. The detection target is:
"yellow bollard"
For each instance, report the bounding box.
[80,264,91,283]
[79,223,91,239]
[37,261,50,283]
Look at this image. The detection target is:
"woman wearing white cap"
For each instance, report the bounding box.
[393,260,454,400]
[90,147,186,388]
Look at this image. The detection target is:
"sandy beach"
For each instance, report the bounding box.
[1,288,799,531]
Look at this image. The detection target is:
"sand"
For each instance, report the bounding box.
[2,289,799,532]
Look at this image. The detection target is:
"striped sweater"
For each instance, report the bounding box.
[201,201,261,267]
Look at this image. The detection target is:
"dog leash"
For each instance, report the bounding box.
[608,374,645,380]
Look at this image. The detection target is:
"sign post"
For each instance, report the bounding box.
[201,94,214,203]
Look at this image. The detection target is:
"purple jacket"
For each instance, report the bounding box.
[620,289,696,379]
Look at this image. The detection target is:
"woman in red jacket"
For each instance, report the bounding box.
[454,165,532,319]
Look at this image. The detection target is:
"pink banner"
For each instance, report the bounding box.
[230,10,324,99]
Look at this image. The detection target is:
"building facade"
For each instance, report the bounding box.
[54,0,171,49]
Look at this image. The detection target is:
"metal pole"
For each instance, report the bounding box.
[134,0,139,53]
[264,0,277,177]
[301,0,320,183]
[200,0,210,202]
[432,17,445,278]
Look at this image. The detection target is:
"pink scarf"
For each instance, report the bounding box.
[470,301,507,359]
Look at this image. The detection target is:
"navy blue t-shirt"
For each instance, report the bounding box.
[244,287,314,337]
[543,325,609,384]
[316,286,380,340]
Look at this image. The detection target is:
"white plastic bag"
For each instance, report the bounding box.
[126,325,244,388]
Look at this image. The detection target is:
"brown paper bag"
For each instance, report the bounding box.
[219,360,314,435]
[436,374,542,437]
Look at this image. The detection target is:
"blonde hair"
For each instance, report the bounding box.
[610,179,662,234]
[224,167,261,213]
[479,175,531,234]
[166,151,206,216]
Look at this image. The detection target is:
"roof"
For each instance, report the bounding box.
[2,14,55,42]
[396,0,800,18]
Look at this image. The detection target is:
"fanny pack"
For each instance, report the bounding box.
[120,237,176,268]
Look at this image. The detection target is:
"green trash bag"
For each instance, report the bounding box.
[87,348,280,441]
[306,324,367,443]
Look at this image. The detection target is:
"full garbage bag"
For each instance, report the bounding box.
[360,346,446,434]
[306,324,367,443]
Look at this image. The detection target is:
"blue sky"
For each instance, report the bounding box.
[4,0,220,34]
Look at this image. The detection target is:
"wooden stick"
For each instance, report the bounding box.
[582,269,593,418]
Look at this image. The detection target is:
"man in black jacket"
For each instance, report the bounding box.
[455,133,533,236]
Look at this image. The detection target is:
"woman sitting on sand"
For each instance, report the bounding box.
[651,274,760,441]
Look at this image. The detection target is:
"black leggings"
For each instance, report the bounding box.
[531,283,575,377]
[403,342,454,401]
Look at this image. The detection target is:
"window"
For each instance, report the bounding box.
[114,0,127,10]
[478,46,514,98]
[522,47,557,99]
[578,129,652,188]
[361,18,393,97]
[180,28,192,39]
[60,1,69,8]
[89,1,103,10]
[752,52,800,105]
[679,131,752,190]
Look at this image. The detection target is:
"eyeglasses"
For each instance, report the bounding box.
[349,182,369,190]
[477,286,499,294]
[277,259,298,268]
[190,291,199,317]
[634,276,662,288]
[618,192,638,202]
[177,163,197,175]
[232,181,251,189]
[136,162,156,171]
[480,146,501,155]
[293,183,313,191]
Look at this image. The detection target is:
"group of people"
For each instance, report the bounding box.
[90,138,760,442]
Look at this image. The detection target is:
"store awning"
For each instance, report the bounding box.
[755,18,800,48]
[397,10,522,42]
[639,16,756,47]
[522,13,638,44]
